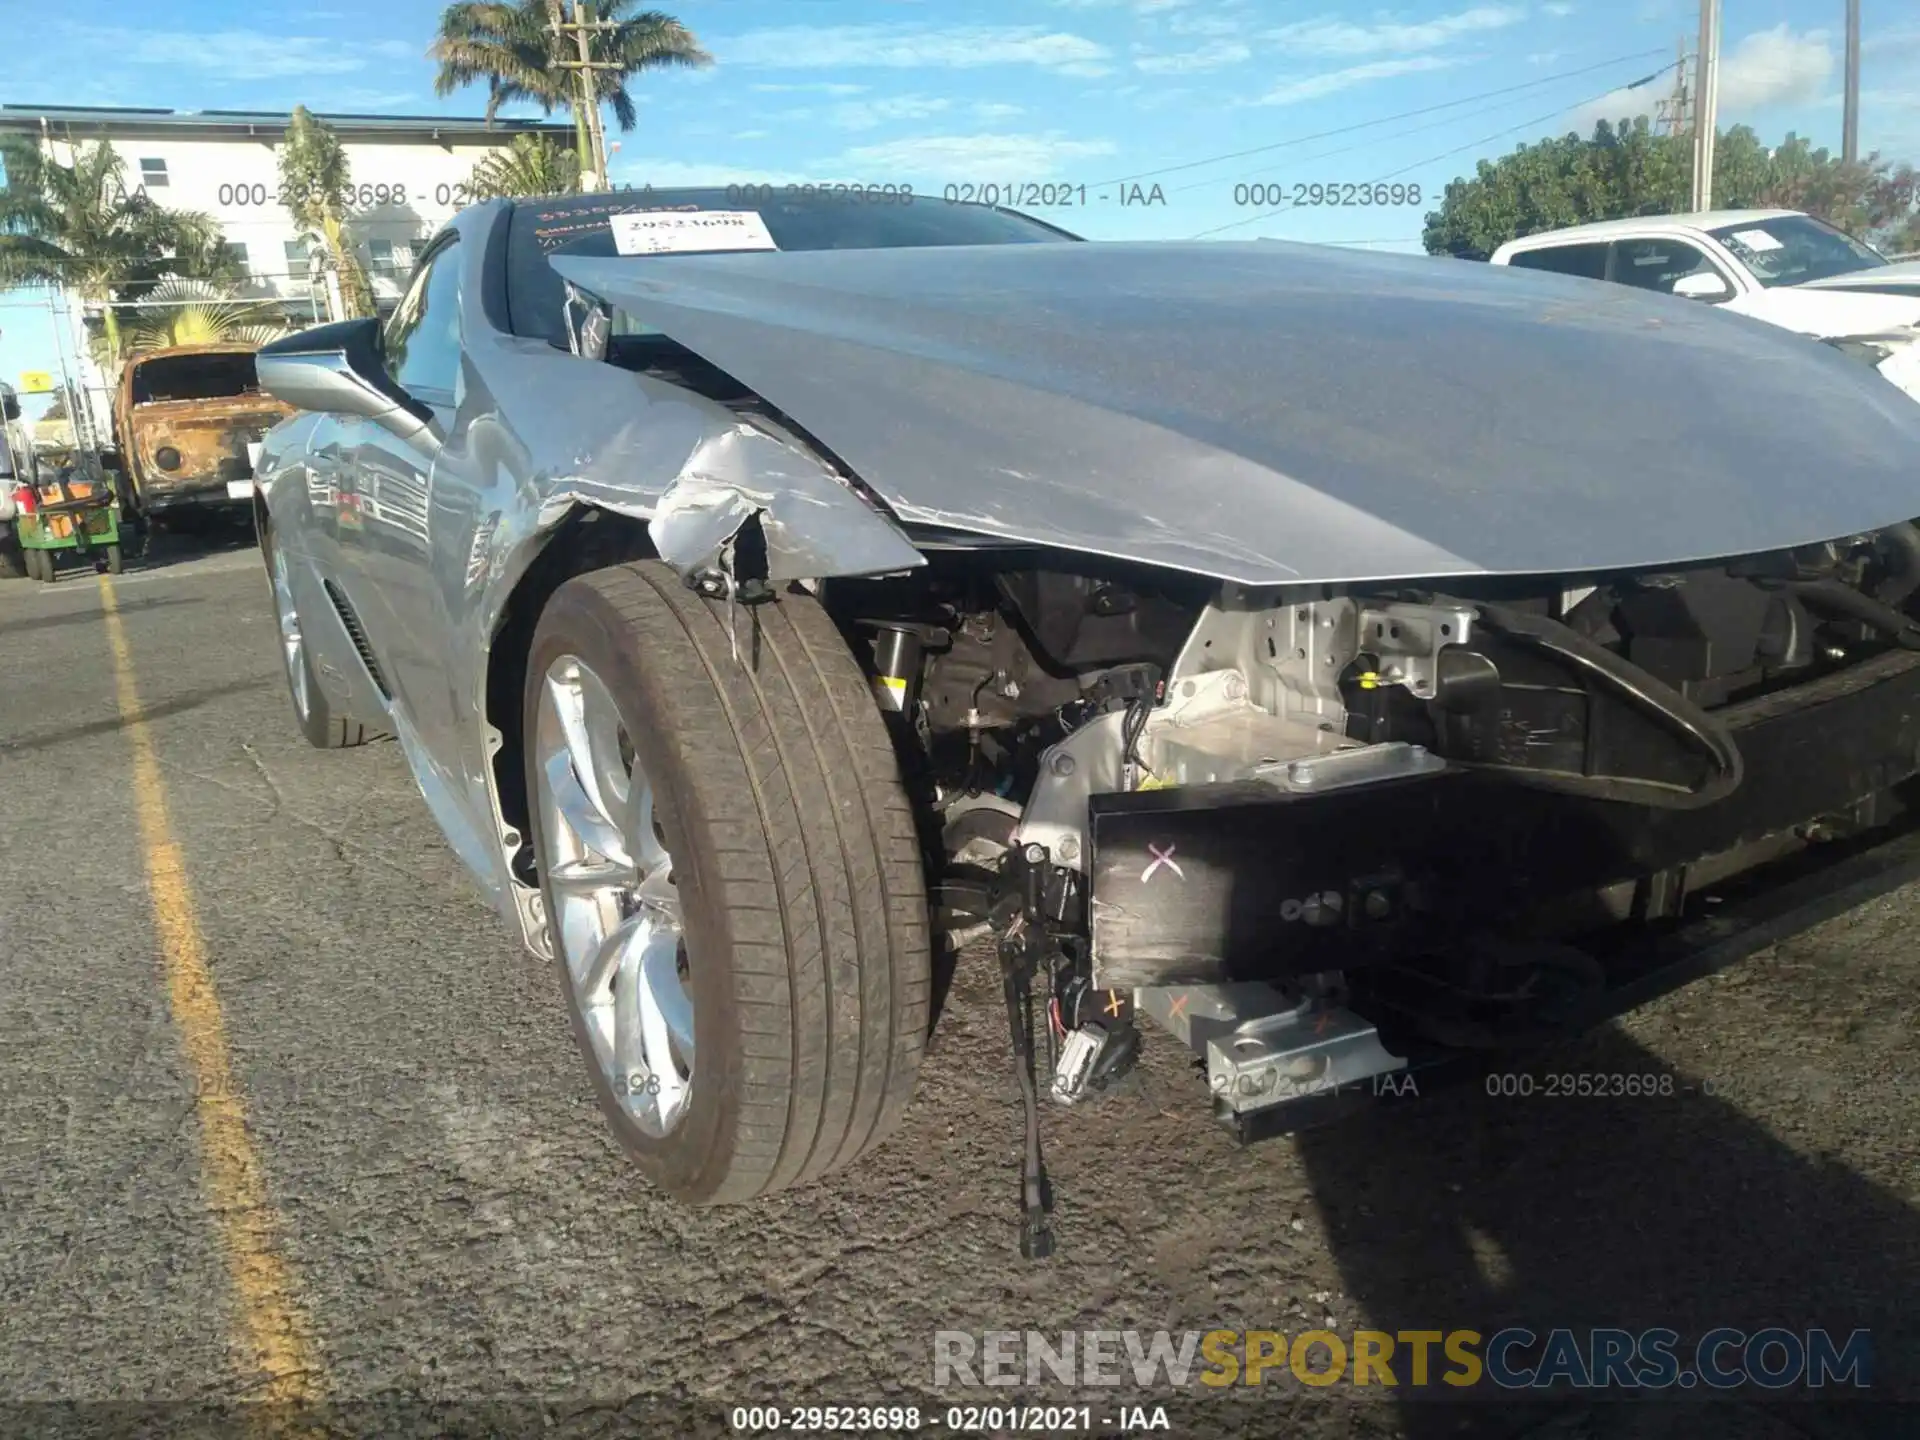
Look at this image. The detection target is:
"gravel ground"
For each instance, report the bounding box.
[0,538,1914,1440]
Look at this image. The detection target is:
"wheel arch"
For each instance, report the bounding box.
[483,504,661,894]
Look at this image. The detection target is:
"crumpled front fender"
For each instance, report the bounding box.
[641,422,927,582]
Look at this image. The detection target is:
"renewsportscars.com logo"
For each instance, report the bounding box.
[933,1328,1872,1392]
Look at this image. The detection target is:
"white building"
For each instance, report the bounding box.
[0,104,572,443]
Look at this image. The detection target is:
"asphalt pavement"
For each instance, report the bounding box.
[0,536,1915,1440]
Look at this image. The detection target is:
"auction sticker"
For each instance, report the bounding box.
[610,210,778,255]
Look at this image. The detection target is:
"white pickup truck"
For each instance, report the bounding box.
[1490,209,1920,400]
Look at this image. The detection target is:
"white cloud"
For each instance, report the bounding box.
[1557,29,1830,133]
[1863,29,1920,63]
[325,89,428,111]
[613,158,815,188]
[828,131,1118,181]
[749,82,869,95]
[1255,56,1462,106]
[731,129,770,141]
[827,96,953,131]
[973,102,1026,120]
[720,25,1113,77]
[1169,11,1257,39]
[1544,1,1577,14]
[1717,25,1834,112]
[1265,6,1526,58]
[1133,39,1251,73]
[68,27,410,80]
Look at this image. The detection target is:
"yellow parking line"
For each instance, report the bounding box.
[99,576,323,1416]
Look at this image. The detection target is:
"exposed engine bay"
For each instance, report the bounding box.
[811,522,1920,1251]
[831,521,1920,914]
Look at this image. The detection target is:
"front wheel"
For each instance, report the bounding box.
[524,562,931,1205]
[28,547,55,583]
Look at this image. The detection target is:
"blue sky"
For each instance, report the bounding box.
[5,0,1920,404]
[9,0,1920,242]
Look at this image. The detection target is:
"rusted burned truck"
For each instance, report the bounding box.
[115,344,294,528]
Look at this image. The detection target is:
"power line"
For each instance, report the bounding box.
[1167,73,1636,197]
[1189,60,1681,240]
[1084,46,1670,188]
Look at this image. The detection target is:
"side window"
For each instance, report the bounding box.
[383,241,462,400]
[1608,237,1728,297]
[1506,242,1608,280]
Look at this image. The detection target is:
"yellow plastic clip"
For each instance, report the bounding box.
[1357,671,1381,691]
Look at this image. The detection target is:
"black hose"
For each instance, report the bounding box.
[1464,599,1744,810]
[1873,522,1920,607]
[1790,577,1920,652]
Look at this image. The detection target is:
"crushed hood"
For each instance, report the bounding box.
[553,241,1920,587]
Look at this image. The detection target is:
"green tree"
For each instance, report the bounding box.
[429,1,710,183]
[0,136,227,362]
[277,107,376,320]
[462,132,582,199]
[125,278,289,353]
[1423,119,1920,259]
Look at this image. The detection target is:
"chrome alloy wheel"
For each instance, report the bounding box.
[533,654,692,1136]
[270,541,310,722]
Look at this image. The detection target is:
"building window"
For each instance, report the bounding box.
[139,157,169,188]
[284,238,312,277]
[218,241,250,272]
[368,238,396,276]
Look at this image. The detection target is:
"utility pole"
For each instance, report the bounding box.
[1843,0,1861,163]
[1690,0,1721,211]
[547,0,615,191]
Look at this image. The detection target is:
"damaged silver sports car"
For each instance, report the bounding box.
[253,190,1920,1256]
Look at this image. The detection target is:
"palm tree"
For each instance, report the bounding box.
[126,279,290,352]
[0,136,227,363]
[463,133,582,200]
[429,1,711,184]
[278,107,377,320]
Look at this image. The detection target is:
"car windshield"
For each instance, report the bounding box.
[506,187,1078,343]
[1707,214,1887,287]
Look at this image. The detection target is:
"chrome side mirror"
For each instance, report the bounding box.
[256,318,433,433]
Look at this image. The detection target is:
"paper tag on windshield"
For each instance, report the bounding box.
[610,210,778,256]
[1730,228,1784,251]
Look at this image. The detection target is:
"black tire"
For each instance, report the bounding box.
[524,561,931,1205]
[103,543,124,575]
[0,529,23,580]
[260,520,380,750]
[29,546,54,583]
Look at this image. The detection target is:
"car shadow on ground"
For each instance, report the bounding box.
[123,519,258,574]
[1291,1021,1919,1437]
[0,593,201,634]
[0,675,273,756]
[0,518,255,590]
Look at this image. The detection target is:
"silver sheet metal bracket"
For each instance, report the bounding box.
[1135,982,1409,1122]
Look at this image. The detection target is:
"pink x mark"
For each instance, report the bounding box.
[1141,842,1184,883]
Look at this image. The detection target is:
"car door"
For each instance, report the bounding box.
[1605,236,1737,303]
[342,236,464,756]
[1502,240,1610,281]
